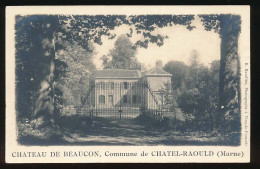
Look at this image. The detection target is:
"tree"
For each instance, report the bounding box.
[200,15,241,131]
[187,50,202,89]
[178,88,200,129]
[163,61,189,89]
[101,35,140,69]
[15,15,59,123]
[189,50,200,67]
[55,40,96,107]
[159,83,176,110]
[174,58,220,131]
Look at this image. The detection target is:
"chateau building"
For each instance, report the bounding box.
[93,61,171,109]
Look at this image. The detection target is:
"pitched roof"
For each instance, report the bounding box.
[94,69,141,79]
[145,66,171,76]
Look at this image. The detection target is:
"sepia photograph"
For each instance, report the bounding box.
[5,6,250,163]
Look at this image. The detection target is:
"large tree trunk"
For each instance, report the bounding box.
[31,17,58,124]
[218,15,241,131]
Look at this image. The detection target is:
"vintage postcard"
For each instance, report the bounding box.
[5,6,250,163]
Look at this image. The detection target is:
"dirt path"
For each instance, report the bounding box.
[57,117,231,145]
[62,118,167,145]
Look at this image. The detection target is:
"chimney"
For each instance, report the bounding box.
[156,60,163,68]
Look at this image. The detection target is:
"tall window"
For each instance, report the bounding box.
[132,82,137,89]
[108,95,113,105]
[132,95,137,104]
[99,95,105,104]
[108,82,114,90]
[100,82,105,89]
[123,95,127,103]
[123,82,128,89]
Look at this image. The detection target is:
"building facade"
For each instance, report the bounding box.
[93,61,172,110]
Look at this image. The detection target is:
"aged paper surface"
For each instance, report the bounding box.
[6,6,250,163]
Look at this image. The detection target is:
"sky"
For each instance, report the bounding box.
[93,16,221,70]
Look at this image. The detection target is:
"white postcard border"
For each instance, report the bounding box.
[6,5,250,163]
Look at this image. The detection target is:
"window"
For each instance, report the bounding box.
[132,82,137,88]
[123,82,128,89]
[108,95,113,104]
[132,95,137,104]
[100,82,105,89]
[108,82,114,89]
[99,95,105,104]
[123,95,127,103]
